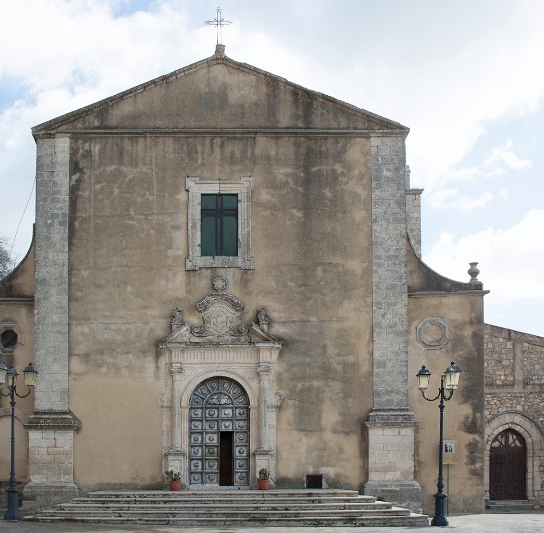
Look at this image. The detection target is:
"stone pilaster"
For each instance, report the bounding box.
[24,135,80,510]
[363,135,421,511]
[165,365,186,487]
[406,187,423,258]
[169,365,184,451]
[257,363,271,450]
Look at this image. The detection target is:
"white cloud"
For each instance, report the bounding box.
[428,189,494,211]
[483,140,532,171]
[426,140,531,210]
[424,210,544,306]
[456,192,495,211]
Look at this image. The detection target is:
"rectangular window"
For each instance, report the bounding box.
[201,194,238,257]
[186,177,253,270]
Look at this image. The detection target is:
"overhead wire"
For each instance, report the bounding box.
[8,176,35,258]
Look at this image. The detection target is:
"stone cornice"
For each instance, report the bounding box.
[25,410,82,432]
[32,128,408,139]
[409,290,490,297]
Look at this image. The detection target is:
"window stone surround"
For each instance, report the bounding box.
[186,176,254,270]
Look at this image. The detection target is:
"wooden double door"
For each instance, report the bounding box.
[489,429,526,500]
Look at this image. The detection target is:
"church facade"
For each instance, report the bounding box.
[1,45,522,514]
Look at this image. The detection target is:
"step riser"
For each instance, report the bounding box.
[35,517,430,527]
[58,502,394,511]
[38,509,413,516]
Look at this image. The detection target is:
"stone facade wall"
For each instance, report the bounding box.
[14,53,488,514]
[485,324,544,427]
[484,330,515,387]
[523,342,544,387]
[484,324,544,504]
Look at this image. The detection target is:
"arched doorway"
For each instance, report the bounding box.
[490,429,526,500]
[188,377,250,487]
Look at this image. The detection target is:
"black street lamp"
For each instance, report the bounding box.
[416,361,461,527]
[0,361,38,521]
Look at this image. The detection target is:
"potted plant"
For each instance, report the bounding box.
[257,467,270,490]
[165,470,181,491]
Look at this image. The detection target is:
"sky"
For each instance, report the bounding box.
[1,0,543,337]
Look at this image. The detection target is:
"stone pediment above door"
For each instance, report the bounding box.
[159,276,282,348]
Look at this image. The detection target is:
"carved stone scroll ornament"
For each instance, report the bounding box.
[190,292,250,343]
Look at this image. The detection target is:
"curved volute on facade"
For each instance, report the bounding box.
[407,240,486,294]
[0,229,35,299]
[158,276,283,488]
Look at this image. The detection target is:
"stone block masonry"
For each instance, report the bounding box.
[363,135,421,512]
[24,135,81,510]
[370,136,410,411]
[34,136,70,412]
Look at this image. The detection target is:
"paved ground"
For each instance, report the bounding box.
[0,513,543,533]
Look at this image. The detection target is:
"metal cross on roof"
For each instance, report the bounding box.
[205,7,232,45]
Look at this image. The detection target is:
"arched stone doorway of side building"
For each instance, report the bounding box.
[489,429,526,500]
[485,413,542,503]
[188,377,250,487]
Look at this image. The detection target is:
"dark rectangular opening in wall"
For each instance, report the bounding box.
[219,431,234,486]
[306,474,323,489]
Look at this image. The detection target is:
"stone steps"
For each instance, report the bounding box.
[487,500,535,512]
[26,489,429,527]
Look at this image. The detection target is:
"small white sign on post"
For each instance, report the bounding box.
[443,440,457,464]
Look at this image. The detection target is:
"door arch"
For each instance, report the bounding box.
[188,376,250,487]
[490,429,526,500]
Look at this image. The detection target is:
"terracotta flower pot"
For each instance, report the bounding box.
[257,479,270,490]
[169,480,181,491]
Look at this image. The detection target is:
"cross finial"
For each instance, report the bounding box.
[205,7,232,45]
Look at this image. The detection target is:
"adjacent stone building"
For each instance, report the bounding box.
[484,325,544,505]
[0,45,511,515]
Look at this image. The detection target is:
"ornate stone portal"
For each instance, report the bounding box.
[158,277,283,488]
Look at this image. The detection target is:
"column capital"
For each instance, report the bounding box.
[25,410,81,431]
[257,362,272,375]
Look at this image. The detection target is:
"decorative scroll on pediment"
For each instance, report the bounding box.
[159,276,281,347]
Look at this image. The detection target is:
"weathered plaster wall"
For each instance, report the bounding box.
[408,287,485,515]
[0,243,35,484]
[68,126,374,488]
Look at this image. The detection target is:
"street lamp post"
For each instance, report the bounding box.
[416,361,461,527]
[0,361,38,521]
